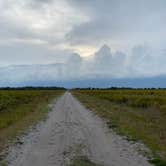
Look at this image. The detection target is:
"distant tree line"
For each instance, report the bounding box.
[1,86,165,91]
[73,87,166,90]
[0,86,66,90]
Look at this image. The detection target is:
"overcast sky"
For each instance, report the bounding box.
[0,0,166,86]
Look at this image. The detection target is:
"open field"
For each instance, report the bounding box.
[72,89,166,165]
[0,89,64,160]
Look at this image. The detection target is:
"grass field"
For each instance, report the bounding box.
[0,90,64,161]
[72,89,166,166]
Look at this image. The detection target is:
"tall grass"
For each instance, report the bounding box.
[77,90,166,111]
[73,89,166,165]
[0,90,63,129]
[0,90,64,158]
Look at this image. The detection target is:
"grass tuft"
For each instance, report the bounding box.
[149,158,166,166]
[70,157,98,166]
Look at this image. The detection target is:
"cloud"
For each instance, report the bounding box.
[65,53,83,78]
[0,0,88,52]
[87,44,127,78]
[0,0,166,87]
[93,45,113,69]
[0,43,72,66]
[1,44,166,87]
[1,0,166,55]
[67,0,166,49]
[29,0,54,7]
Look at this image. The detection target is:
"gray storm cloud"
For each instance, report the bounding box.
[67,0,166,47]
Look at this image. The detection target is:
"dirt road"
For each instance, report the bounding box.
[7,92,151,166]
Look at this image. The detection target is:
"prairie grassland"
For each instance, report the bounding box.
[0,90,64,156]
[73,90,166,165]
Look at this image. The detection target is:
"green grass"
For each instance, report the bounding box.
[149,158,166,166]
[70,157,98,166]
[0,90,64,158]
[72,89,166,165]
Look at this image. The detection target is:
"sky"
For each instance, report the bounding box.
[0,0,166,87]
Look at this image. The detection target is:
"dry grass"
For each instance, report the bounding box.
[0,90,64,161]
[72,89,166,165]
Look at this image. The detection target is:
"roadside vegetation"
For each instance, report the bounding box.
[0,89,64,162]
[70,157,98,166]
[72,89,166,166]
